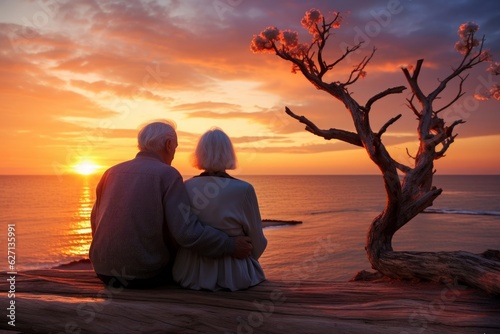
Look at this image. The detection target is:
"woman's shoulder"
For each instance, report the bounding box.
[226,178,257,198]
[185,174,254,192]
[232,178,254,189]
[222,176,254,189]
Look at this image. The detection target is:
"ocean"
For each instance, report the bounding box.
[1,175,499,282]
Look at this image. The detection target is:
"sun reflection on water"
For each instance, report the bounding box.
[62,177,95,258]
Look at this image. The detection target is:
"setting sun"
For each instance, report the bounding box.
[73,161,100,175]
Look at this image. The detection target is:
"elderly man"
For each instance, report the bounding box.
[89,120,253,288]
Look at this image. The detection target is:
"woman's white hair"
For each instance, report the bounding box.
[193,127,237,171]
[137,120,177,153]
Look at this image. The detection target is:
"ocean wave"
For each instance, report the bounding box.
[309,208,372,215]
[423,208,500,216]
[310,208,500,217]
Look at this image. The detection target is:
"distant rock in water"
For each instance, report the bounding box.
[262,219,303,228]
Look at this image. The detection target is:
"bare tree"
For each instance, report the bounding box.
[251,9,500,294]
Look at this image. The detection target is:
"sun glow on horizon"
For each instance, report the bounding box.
[1,2,499,176]
[73,161,100,175]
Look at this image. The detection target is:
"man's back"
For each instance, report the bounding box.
[90,151,178,279]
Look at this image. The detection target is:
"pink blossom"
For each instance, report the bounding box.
[479,50,493,62]
[330,11,344,29]
[454,38,481,55]
[487,62,500,75]
[330,11,342,28]
[490,83,500,100]
[454,22,482,55]
[280,29,299,48]
[301,9,323,29]
[250,34,273,53]
[474,92,490,101]
[457,22,479,38]
[454,40,468,55]
[474,83,500,101]
[301,9,323,38]
[289,43,309,58]
[262,26,280,41]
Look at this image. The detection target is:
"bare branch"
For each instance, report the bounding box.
[344,48,376,86]
[429,119,465,146]
[400,187,443,228]
[389,155,412,173]
[285,107,362,146]
[320,43,364,79]
[429,35,486,102]
[316,13,341,77]
[406,147,416,160]
[376,114,402,138]
[274,47,326,90]
[454,34,485,72]
[373,113,412,174]
[446,119,466,136]
[401,60,426,103]
[325,11,341,28]
[405,94,420,118]
[365,86,407,112]
[395,162,412,174]
[428,118,465,159]
[434,134,458,159]
[412,59,424,80]
[316,18,329,76]
[435,74,468,114]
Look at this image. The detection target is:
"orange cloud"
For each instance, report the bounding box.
[1,1,499,176]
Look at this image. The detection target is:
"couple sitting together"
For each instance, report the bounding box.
[89,120,267,291]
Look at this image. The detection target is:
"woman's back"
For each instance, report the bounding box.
[172,174,267,291]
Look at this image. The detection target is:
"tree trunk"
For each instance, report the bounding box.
[366,204,500,294]
[291,87,500,295]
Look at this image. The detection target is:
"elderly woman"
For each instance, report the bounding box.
[173,128,267,291]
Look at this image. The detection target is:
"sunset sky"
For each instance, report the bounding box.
[1,0,499,176]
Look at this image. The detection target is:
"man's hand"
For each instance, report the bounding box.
[232,236,253,259]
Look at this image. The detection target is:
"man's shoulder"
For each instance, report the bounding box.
[136,160,181,179]
[109,156,181,179]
